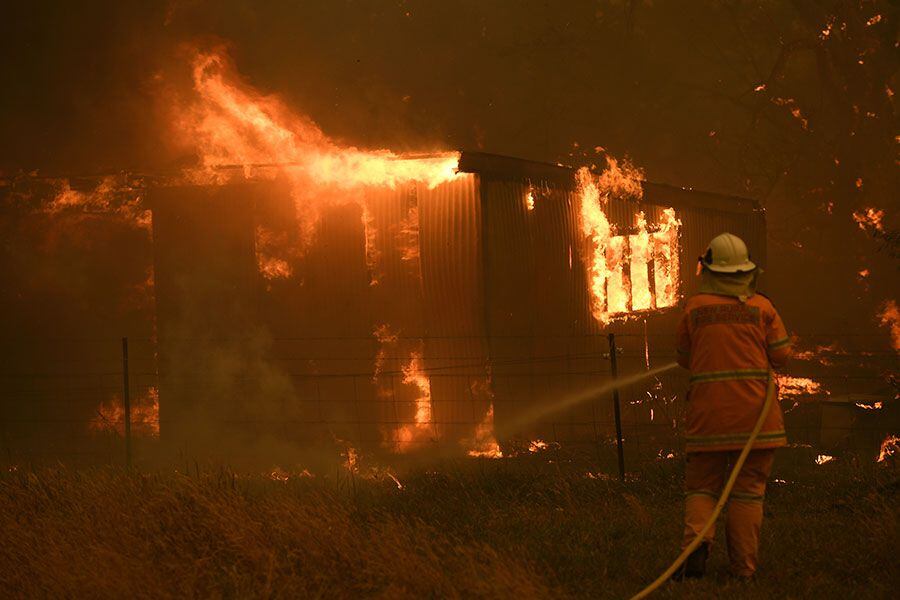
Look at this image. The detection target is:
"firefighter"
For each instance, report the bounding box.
[673,232,791,580]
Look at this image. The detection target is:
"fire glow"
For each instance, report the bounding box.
[577,163,681,324]
[90,387,160,437]
[878,300,900,352]
[877,435,899,463]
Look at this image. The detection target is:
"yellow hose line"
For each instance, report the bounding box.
[629,373,777,600]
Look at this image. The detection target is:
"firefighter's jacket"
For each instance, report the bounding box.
[676,293,791,453]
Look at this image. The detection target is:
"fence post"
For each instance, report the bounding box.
[122,337,132,469]
[608,333,625,481]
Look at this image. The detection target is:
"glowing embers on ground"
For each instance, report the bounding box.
[90,387,160,437]
[577,164,681,324]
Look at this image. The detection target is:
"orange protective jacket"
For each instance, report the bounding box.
[676,293,791,453]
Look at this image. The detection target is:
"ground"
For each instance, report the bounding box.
[0,451,896,599]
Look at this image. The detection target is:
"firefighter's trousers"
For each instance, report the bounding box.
[682,449,775,577]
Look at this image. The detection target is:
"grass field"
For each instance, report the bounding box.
[1,452,896,599]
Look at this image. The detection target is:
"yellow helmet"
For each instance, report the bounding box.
[700,232,757,273]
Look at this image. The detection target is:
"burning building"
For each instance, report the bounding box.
[147,150,765,455]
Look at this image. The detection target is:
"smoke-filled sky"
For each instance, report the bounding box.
[1,0,897,336]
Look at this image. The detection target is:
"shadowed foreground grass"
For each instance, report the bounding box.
[0,454,896,599]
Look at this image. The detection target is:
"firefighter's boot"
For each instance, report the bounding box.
[671,542,709,581]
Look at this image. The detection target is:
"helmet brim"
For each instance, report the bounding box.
[705,260,757,273]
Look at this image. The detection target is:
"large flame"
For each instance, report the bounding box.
[177,47,461,264]
[629,212,652,311]
[651,208,681,308]
[577,166,614,322]
[183,49,460,189]
[577,161,681,323]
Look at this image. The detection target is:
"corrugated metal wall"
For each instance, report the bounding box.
[150,157,766,455]
[481,176,609,444]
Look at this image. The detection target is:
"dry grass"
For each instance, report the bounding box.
[0,453,896,599]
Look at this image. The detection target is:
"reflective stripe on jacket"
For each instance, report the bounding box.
[676,293,791,453]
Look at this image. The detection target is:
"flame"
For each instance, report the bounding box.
[402,351,433,427]
[342,446,360,473]
[852,207,885,233]
[651,208,681,308]
[391,349,434,450]
[577,163,681,323]
[793,341,846,365]
[855,401,883,410]
[269,467,314,482]
[577,166,613,322]
[629,213,652,311]
[45,177,151,230]
[255,225,293,281]
[815,454,835,465]
[877,435,899,462]
[175,47,461,271]
[595,156,644,200]
[183,48,460,187]
[464,375,502,458]
[606,236,629,314]
[777,375,826,399]
[90,387,160,437]
[466,404,503,458]
[397,205,421,263]
[528,439,549,453]
[877,300,900,352]
[525,188,535,212]
[372,323,400,383]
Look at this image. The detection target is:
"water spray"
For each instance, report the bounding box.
[497,361,680,437]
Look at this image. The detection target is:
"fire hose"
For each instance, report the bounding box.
[629,372,777,600]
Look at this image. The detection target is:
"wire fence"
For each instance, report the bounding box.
[0,331,896,472]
